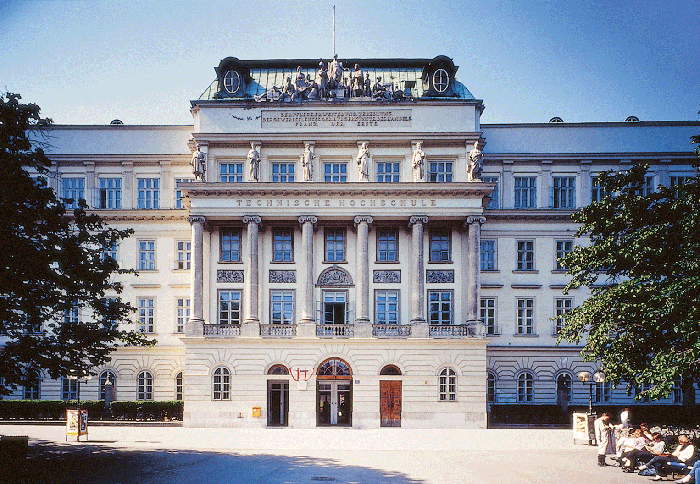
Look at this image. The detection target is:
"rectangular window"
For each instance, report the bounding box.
[98,178,122,209]
[64,304,80,324]
[428,161,453,183]
[670,176,688,198]
[480,239,496,271]
[176,241,191,270]
[480,297,498,335]
[62,178,85,209]
[218,290,242,325]
[270,290,295,324]
[220,162,244,182]
[271,162,295,183]
[553,298,572,335]
[323,291,347,325]
[176,372,183,401]
[516,240,534,271]
[482,176,499,209]
[514,176,536,208]
[376,228,398,262]
[555,240,573,271]
[24,382,40,400]
[137,178,159,209]
[102,240,118,262]
[594,381,612,403]
[429,229,451,262]
[138,298,155,333]
[375,290,399,325]
[591,176,608,203]
[634,176,654,197]
[62,378,78,401]
[324,162,347,182]
[324,228,345,262]
[176,298,190,333]
[273,228,294,262]
[376,161,400,183]
[174,178,193,209]
[428,290,453,326]
[220,229,241,262]
[516,298,535,335]
[138,240,156,270]
[552,176,576,209]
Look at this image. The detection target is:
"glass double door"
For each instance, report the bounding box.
[317,381,352,426]
[268,381,289,427]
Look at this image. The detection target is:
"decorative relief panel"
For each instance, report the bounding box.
[316,265,354,287]
[269,270,297,283]
[426,270,454,283]
[217,270,244,283]
[373,270,401,283]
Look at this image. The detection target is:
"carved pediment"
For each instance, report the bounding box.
[316,265,354,287]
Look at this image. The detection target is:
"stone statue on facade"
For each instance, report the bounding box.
[294,66,308,101]
[301,143,315,181]
[316,61,329,98]
[356,142,370,181]
[364,73,371,97]
[328,54,345,89]
[351,64,364,97]
[191,144,206,180]
[282,76,295,101]
[412,142,426,182]
[467,141,484,182]
[247,142,260,181]
[372,76,389,99]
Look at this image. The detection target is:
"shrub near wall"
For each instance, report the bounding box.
[488,404,700,427]
[0,400,183,421]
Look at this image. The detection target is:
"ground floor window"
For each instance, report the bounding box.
[517,372,534,402]
[212,366,231,400]
[137,371,153,401]
[438,367,457,401]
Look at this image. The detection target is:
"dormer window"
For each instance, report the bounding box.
[432,69,450,93]
[223,70,242,95]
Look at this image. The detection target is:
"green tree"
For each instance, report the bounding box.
[0,92,151,395]
[557,136,700,402]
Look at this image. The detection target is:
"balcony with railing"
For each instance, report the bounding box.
[203,324,241,337]
[260,324,297,338]
[316,324,354,338]
[372,324,411,338]
[429,322,485,338]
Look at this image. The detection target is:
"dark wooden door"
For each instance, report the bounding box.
[380,380,402,427]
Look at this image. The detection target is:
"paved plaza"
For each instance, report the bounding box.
[0,424,659,484]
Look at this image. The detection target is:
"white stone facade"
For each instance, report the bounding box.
[8,56,700,426]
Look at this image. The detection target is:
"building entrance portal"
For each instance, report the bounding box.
[380,380,402,427]
[267,380,289,427]
[317,358,353,427]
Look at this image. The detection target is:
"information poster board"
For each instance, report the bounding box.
[573,412,595,445]
[66,409,88,439]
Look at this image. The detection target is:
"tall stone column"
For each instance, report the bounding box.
[297,215,317,338]
[409,215,428,338]
[242,215,261,337]
[465,216,486,337]
[185,215,206,337]
[354,215,373,337]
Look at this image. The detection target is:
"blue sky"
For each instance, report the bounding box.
[2,0,699,125]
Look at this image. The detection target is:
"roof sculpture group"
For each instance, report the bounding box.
[254,54,411,103]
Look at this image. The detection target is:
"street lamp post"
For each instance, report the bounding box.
[67,372,92,441]
[577,370,605,446]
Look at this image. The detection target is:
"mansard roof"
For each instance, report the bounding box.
[196,55,476,103]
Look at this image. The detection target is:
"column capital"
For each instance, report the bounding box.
[353,215,373,227]
[298,215,318,226]
[464,215,486,228]
[187,215,206,225]
[242,215,262,225]
[408,215,429,227]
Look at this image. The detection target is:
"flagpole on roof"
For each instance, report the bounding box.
[333,5,336,56]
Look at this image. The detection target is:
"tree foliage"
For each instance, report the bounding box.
[557,136,700,401]
[0,92,152,395]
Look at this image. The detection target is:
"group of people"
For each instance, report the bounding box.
[595,410,698,482]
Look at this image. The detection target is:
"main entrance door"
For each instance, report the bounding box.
[317,358,353,427]
[380,380,402,427]
[267,380,289,427]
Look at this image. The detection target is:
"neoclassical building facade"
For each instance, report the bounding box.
[8,55,700,427]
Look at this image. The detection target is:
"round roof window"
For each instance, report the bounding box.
[223,70,242,95]
[432,68,450,93]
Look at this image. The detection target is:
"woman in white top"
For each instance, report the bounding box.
[640,434,695,481]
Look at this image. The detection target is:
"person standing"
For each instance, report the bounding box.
[620,407,630,429]
[594,412,615,466]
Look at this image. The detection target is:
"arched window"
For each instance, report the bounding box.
[517,371,534,402]
[212,367,231,400]
[380,365,402,376]
[268,364,289,375]
[487,372,497,403]
[99,370,117,401]
[175,372,183,401]
[23,370,41,400]
[556,373,572,403]
[137,371,153,401]
[317,358,352,379]
[439,367,457,401]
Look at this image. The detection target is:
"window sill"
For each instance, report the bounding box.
[172,269,191,273]
[481,269,500,273]
[512,270,539,274]
[219,261,243,265]
[513,333,539,338]
[323,260,348,264]
[137,269,159,273]
[551,270,567,274]
[270,260,295,264]
[428,261,453,265]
